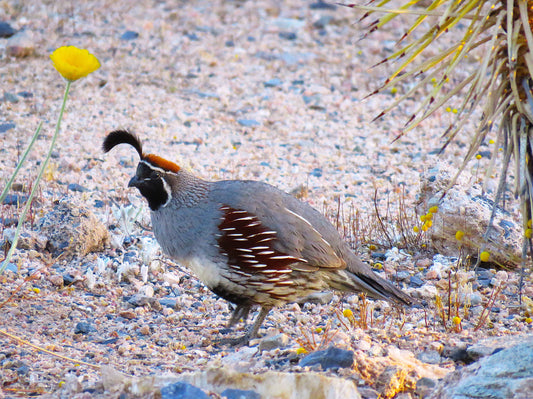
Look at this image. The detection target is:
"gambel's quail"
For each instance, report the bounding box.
[103,130,413,341]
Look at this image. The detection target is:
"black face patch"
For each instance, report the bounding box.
[129,163,169,211]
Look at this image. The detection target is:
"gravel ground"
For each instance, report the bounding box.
[1,0,532,397]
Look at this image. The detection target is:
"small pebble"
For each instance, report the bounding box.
[299,346,354,370]
[6,30,35,57]
[313,16,333,29]
[2,194,28,205]
[309,1,337,10]
[119,310,137,320]
[237,119,260,127]
[17,91,33,98]
[0,122,16,133]
[120,30,139,40]
[258,333,289,351]
[0,21,16,38]
[409,275,425,288]
[279,31,297,41]
[416,350,441,364]
[415,377,437,397]
[67,183,88,192]
[49,275,64,287]
[161,382,209,399]
[3,92,19,103]
[74,321,96,335]
[221,388,261,399]
[264,78,283,88]
[139,325,151,335]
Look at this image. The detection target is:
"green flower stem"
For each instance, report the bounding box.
[0,121,43,204]
[0,80,72,274]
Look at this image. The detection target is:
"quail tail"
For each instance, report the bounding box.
[330,257,413,306]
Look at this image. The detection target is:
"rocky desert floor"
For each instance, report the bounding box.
[1,0,532,398]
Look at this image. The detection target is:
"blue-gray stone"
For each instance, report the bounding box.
[186,89,220,99]
[303,94,320,105]
[68,183,88,192]
[410,275,425,288]
[396,271,410,281]
[3,263,18,273]
[237,119,260,127]
[416,350,441,364]
[94,200,105,208]
[221,388,261,399]
[279,31,297,41]
[160,382,209,399]
[310,168,322,178]
[74,322,96,335]
[264,78,283,88]
[0,122,15,133]
[185,33,199,41]
[159,298,178,308]
[4,92,19,103]
[120,30,139,40]
[16,364,30,376]
[279,52,316,65]
[313,16,334,29]
[2,194,28,205]
[17,91,33,98]
[310,1,337,10]
[299,346,354,370]
[0,21,16,38]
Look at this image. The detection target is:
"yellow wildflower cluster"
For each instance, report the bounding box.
[414,206,438,233]
[526,220,533,239]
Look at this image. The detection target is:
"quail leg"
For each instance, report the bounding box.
[217,306,272,347]
[228,304,251,328]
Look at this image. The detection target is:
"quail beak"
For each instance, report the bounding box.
[128,175,141,188]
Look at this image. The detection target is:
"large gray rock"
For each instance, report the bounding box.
[430,334,533,398]
[417,164,521,267]
[37,198,109,257]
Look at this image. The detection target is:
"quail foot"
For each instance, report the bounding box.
[103,130,413,343]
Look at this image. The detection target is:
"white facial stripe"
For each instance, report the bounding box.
[161,177,172,208]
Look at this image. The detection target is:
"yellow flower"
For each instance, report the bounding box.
[413,226,420,233]
[452,316,461,325]
[296,347,307,355]
[50,46,100,81]
[525,229,532,239]
[526,317,532,324]
[480,251,490,262]
[343,308,353,318]
[455,230,465,241]
[428,206,438,214]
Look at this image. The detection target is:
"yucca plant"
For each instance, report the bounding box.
[345,0,533,262]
